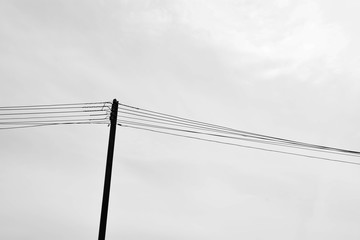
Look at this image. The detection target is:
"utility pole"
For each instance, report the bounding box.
[98,99,118,240]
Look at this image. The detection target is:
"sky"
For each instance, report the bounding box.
[1,0,360,239]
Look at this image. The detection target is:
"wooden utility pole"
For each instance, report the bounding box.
[98,99,118,240]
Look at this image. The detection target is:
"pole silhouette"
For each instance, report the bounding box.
[98,99,118,240]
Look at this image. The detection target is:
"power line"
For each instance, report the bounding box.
[2,100,359,165]
[0,109,106,116]
[0,101,111,109]
[120,124,360,166]
[118,103,360,155]
[0,121,108,130]
[116,118,360,158]
[118,104,299,143]
[117,107,301,144]
[0,106,108,111]
[0,118,108,125]
[0,102,110,130]
[117,105,360,157]
[0,113,108,121]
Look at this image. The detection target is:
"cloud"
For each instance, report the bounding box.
[135,0,348,82]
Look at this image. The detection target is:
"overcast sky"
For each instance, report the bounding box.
[1,0,360,239]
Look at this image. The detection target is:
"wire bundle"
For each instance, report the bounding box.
[117,103,360,166]
[0,101,111,130]
[1,100,359,165]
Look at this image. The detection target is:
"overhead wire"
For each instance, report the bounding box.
[0,118,108,125]
[130,105,359,155]
[0,101,110,129]
[2,100,360,166]
[117,109,320,147]
[0,109,107,116]
[0,106,107,111]
[120,124,360,167]
[0,101,111,109]
[118,103,304,144]
[0,121,108,130]
[117,103,360,159]
[117,107,302,145]
[118,105,312,146]
[119,104,360,155]
[116,118,360,158]
[0,113,108,121]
